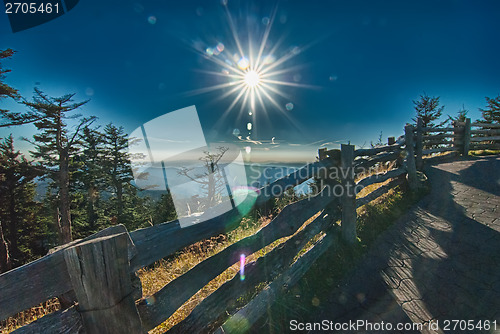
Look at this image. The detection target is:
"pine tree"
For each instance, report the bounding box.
[152,191,177,224]
[412,94,445,128]
[0,49,41,128]
[0,213,10,272]
[479,95,500,124]
[73,126,105,234]
[448,105,468,123]
[0,135,42,270]
[0,49,20,101]
[102,124,134,225]
[24,88,95,243]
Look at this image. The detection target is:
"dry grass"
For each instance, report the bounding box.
[0,298,60,333]
[469,149,500,156]
[138,202,323,334]
[355,160,396,199]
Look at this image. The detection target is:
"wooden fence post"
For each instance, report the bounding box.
[453,120,460,153]
[404,124,418,190]
[64,233,144,334]
[387,137,395,145]
[415,117,423,171]
[340,144,356,244]
[463,118,471,156]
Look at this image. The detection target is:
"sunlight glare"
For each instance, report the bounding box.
[244,70,261,88]
[187,5,317,135]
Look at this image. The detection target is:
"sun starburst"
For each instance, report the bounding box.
[184,3,317,137]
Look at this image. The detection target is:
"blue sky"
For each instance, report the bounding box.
[1,0,500,162]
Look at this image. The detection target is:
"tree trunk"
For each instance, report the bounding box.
[59,149,72,244]
[7,187,19,264]
[0,221,11,273]
[116,182,123,223]
[88,185,98,232]
[207,172,215,207]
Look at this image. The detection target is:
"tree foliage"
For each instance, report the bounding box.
[0,49,42,128]
[448,105,468,123]
[24,88,95,243]
[412,94,445,128]
[479,95,500,124]
[102,123,135,225]
[73,126,105,234]
[0,135,43,272]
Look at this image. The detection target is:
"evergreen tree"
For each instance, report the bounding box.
[448,105,468,123]
[0,49,20,102]
[0,49,41,128]
[412,94,445,128]
[73,126,105,234]
[0,135,42,270]
[152,191,177,224]
[479,95,500,124]
[0,159,10,272]
[0,209,10,272]
[24,88,95,243]
[102,124,134,225]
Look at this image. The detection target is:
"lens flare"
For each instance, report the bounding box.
[237,57,250,70]
[240,254,246,281]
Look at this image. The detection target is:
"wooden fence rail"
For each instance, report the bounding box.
[1,117,498,333]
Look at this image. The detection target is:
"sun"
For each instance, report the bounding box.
[184,3,317,137]
[244,70,261,88]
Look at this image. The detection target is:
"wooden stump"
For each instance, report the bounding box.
[63,233,144,333]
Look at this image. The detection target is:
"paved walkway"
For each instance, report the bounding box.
[313,156,500,333]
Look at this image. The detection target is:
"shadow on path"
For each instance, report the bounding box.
[311,156,500,333]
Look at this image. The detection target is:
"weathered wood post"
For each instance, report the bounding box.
[64,233,144,333]
[404,124,418,191]
[452,120,460,153]
[387,137,395,145]
[463,118,471,156]
[415,117,423,171]
[340,144,356,244]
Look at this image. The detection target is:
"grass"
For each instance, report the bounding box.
[469,149,500,156]
[0,298,60,333]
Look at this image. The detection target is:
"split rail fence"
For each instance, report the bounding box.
[0,118,498,333]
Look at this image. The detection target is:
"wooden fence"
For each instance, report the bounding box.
[0,118,498,333]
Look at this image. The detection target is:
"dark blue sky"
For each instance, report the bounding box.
[1,0,500,162]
